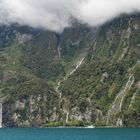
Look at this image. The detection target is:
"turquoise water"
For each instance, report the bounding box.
[0,128,140,140]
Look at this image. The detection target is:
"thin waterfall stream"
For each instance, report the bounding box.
[0,103,2,128]
[55,56,85,122]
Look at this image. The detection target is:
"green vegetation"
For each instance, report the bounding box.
[45,120,87,127]
[0,15,139,127]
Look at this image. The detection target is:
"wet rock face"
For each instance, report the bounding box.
[70,107,84,121]
[106,29,113,43]
[2,103,17,127]
[116,119,123,127]
[2,94,56,127]
[0,26,16,47]
[0,25,37,47]
[0,15,140,128]
[16,33,32,44]
[66,108,103,124]
[50,109,59,122]
[101,72,109,82]
[15,100,25,110]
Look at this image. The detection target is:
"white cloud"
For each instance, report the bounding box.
[0,0,140,32]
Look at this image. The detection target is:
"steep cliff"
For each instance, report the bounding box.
[0,14,139,127]
[59,14,140,127]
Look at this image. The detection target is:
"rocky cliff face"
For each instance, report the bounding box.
[0,14,139,127]
[59,14,140,127]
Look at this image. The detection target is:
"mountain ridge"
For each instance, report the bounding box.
[0,14,139,127]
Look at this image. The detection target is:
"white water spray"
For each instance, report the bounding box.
[0,103,2,128]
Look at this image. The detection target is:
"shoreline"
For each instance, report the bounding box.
[0,127,139,129]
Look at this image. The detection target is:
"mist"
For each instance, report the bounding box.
[0,0,140,32]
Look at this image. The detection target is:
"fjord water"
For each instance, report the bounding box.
[0,128,140,140]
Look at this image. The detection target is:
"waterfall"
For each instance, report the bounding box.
[69,57,85,76]
[106,75,134,126]
[0,103,2,128]
[66,113,69,123]
[56,81,62,99]
[58,45,61,60]
[129,81,140,109]
[55,56,85,121]
[119,75,134,110]
[129,92,137,109]
[56,56,85,99]
[116,118,123,127]
[97,109,103,120]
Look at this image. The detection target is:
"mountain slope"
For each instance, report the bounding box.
[59,14,140,127]
[0,15,139,127]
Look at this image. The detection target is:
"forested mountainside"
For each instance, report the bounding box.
[0,14,139,127]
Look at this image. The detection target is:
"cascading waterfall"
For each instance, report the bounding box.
[106,75,134,126]
[128,81,140,109]
[56,81,62,99]
[0,103,2,128]
[119,75,134,110]
[128,92,137,109]
[55,57,85,122]
[69,58,85,76]
[56,56,85,99]
[66,113,69,123]
[97,109,103,119]
[58,44,61,60]
[116,118,123,127]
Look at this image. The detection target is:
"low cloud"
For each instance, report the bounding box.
[0,0,140,32]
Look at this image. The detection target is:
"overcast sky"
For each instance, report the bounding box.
[0,0,140,32]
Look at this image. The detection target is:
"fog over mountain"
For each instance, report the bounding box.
[0,0,140,32]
